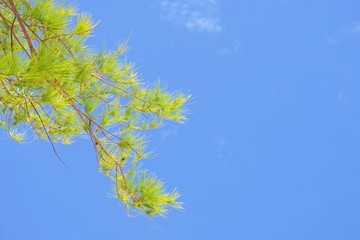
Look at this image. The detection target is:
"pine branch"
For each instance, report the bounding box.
[0,0,188,217]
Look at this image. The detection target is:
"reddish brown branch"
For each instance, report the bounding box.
[5,0,36,56]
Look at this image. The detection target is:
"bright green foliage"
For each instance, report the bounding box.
[0,0,188,216]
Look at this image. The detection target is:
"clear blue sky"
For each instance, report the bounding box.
[1,0,360,239]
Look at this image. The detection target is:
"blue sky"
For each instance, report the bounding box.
[1,0,360,239]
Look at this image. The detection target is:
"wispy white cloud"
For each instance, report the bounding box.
[160,0,222,33]
[216,137,233,163]
[217,39,243,55]
[160,128,179,141]
[345,22,360,35]
[324,21,360,45]
[338,91,345,101]
[324,35,338,46]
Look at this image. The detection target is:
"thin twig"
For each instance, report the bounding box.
[27,100,70,168]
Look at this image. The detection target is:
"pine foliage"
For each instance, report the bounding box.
[0,0,188,216]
